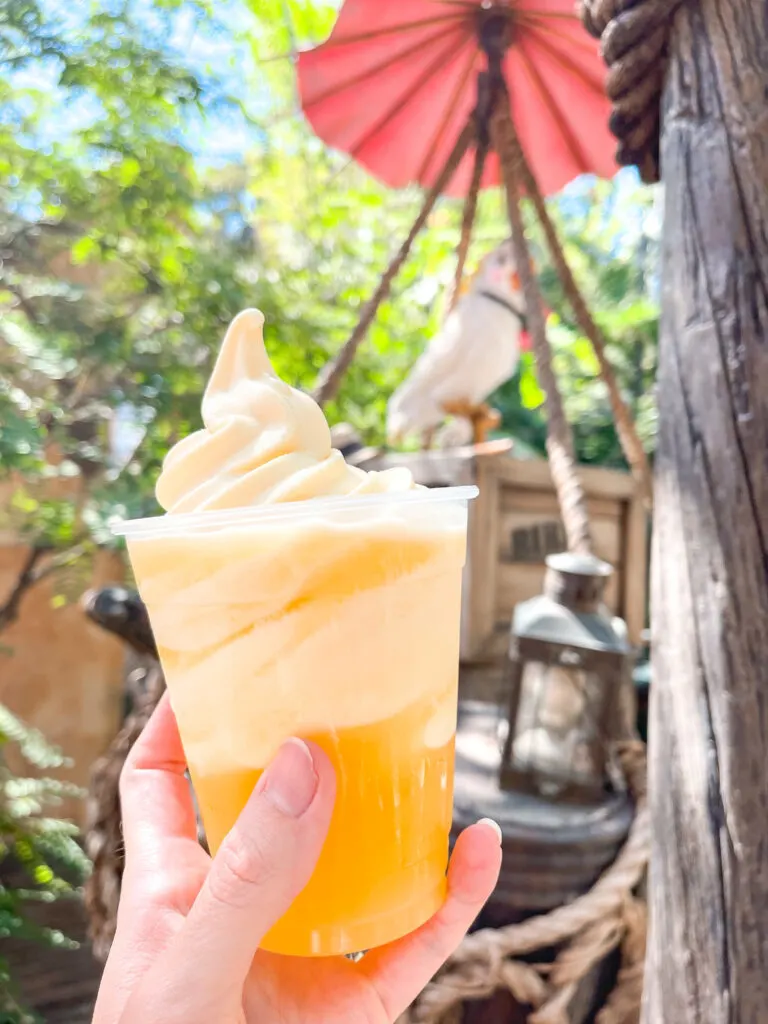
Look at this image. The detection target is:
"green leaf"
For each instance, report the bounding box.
[519,361,545,410]
[117,157,142,188]
[571,337,600,375]
[70,237,98,265]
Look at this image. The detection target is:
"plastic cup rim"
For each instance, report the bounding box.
[111,485,479,539]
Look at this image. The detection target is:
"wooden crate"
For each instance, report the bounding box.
[359,441,648,661]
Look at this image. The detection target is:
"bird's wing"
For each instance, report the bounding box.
[387,314,467,436]
[431,298,523,404]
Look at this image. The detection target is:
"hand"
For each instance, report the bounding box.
[93,695,502,1024]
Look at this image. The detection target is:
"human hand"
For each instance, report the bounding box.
[93,695,502,1024]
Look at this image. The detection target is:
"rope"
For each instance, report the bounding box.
[402,741,649,1024]
[446,135,487,315]
[512,146,653,507]
[580,0,688,184]
[595,898,646,1024]
[491,97,593,556]
[312,122,474,407]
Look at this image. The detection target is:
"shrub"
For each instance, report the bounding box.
[0,704,90,1023]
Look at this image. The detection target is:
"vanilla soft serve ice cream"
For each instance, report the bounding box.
[120,309,474,957]
[155,308,416,511]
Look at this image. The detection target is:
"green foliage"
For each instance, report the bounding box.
[1,0,660,542]
[0,704,90,1024]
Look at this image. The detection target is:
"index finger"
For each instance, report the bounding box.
[120,693,200,870]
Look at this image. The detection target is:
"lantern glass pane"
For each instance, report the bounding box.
[512,661,605,785]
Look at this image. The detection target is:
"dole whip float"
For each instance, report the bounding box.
[118,309,476,957]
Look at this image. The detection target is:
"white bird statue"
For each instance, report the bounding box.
[387,239,530,448]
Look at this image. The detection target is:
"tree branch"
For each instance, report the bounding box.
[0,543,88,636]
[0,546,50,635]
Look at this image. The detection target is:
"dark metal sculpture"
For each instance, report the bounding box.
[82,586,166,962]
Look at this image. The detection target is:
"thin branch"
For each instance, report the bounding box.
[0,546,50,635]
[0,542,89,636]
[4,284,43,325]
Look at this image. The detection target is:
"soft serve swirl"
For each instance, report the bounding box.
[156,309,416,513]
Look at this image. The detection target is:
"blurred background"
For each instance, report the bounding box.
[0,1,659,1020]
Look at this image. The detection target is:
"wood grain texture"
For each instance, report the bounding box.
[622,494,649,646]
[644,1,768,1021]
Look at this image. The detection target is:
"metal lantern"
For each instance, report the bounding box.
[500,551,631,803]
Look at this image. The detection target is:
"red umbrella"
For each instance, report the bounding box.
[297,0,618,199]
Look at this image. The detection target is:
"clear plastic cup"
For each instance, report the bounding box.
[114,485,477,956]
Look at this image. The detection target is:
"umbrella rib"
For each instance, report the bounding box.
[346,27,476,170]
[514,42,591,175]
[307,12,465,50]
[416,43,480,182]
[521,24,608,93]
[514,10,584,21]
[515,12,605,55]
[302,23,468,110]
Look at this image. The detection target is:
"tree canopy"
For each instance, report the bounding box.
[1,0,660,551]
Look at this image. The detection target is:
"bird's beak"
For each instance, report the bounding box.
[520,329,532,353]
[510,270,521,293]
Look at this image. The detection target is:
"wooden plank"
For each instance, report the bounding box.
[621,494,648,646]
[366,439,512,487]
[499,487,623,520]
[461,458,499,660]
[478,453,637,500]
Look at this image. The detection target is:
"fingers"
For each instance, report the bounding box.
[94,698,205,1024]
[120,694,200,871]
[168,739,335,998]
[360,819,502,1020]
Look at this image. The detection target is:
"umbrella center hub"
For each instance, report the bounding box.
[476,3,515,59]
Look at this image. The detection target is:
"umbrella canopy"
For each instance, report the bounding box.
[297,0,618,198]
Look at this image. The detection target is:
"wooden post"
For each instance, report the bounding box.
[644,2,768,1021]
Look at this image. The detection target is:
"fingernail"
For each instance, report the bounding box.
[258,739,319,818]
[477,817,503,845]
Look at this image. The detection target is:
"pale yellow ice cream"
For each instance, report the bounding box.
[156,308,416,513]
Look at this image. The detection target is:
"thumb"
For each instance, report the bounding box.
[173,739,334,993]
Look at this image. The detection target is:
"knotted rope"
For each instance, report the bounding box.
[580,0,688,183]
[398,742,649,1024]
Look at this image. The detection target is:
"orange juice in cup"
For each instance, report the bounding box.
[114,309,476,956]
